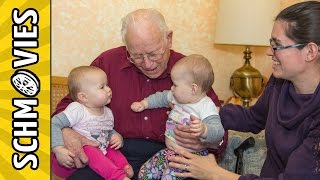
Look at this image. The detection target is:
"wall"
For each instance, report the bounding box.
[52,0,303,101]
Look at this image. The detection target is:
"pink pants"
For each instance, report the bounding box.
[52,146,128,180]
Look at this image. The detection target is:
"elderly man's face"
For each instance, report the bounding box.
[125,24,172,79]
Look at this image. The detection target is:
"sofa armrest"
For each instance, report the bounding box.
[51,76,68,113]
[218,130,267,175]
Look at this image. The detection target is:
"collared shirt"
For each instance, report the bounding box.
[54,46,221,142]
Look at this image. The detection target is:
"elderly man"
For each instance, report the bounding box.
[53,8,227,180]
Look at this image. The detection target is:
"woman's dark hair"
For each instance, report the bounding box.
[275,1,320,45]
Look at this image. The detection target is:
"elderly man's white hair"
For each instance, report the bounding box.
[121,8,169,45]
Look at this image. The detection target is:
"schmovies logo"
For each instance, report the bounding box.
[11,8,40,170]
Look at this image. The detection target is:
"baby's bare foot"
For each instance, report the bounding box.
[124,164,134,178]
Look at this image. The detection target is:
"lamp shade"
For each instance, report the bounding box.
[215,0,279,46]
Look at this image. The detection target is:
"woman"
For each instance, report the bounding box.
[169,1,320,180]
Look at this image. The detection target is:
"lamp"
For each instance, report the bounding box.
[214,0,279,106]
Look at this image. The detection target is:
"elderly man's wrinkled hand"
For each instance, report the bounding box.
[174,123,206,151]
[62,128,99,168]
[53,146,75,169]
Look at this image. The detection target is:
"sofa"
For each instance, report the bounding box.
[51,76,68,180]
[218,130,267,176]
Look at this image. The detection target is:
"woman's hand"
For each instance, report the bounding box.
[62,128,99,168]
[169,149,240,180]
[168,149,216,179]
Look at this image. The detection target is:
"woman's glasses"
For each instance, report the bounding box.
[269,39,307,53]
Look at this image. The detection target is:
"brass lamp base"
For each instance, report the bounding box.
[240,97,252,107]
[230,46,264,106]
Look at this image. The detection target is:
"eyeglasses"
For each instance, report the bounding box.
[270,43,307,52]
[126,48,166,64]
[269,39,307,53]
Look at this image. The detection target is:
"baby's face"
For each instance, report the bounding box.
[84,70,112,107]
[170,68,194,104]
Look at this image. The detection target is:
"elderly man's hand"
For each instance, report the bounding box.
[62,128,99,168]
[174,116,207,150]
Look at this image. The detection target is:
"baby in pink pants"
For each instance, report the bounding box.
[51,66,133,180]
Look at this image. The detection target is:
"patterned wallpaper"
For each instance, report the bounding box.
[52,0,303,101]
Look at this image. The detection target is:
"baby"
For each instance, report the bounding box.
[131,54,225,179]
[51,66,133,180]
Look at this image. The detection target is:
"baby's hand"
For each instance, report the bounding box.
[189,116,206,138]
[109,132,123,150]
[52,146,76,168]
[131,100,148,112]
